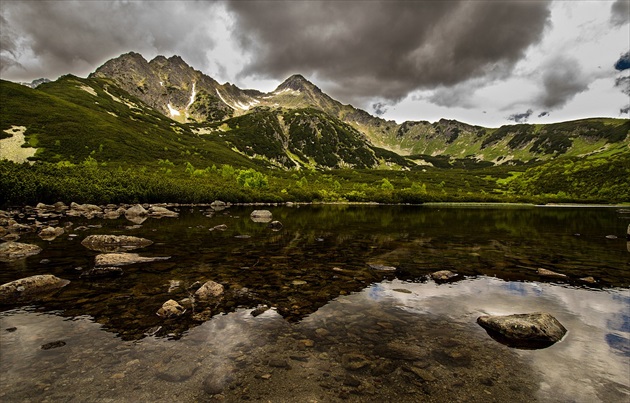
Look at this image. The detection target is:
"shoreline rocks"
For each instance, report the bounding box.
[477,312,567,349]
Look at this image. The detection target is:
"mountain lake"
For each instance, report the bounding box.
[1,204,628,402]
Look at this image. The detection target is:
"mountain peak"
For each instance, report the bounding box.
[276,74,318,92]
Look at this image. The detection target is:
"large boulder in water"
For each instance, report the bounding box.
[81,234,153,252]
[477,312,567,349]
[0,242,42,262]
[0,274,70,304]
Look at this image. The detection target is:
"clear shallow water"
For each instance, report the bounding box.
[1,205,629,402]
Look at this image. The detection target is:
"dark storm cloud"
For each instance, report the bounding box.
[226,0,551,103]
[615,76,630,96]
[538,111,549,118]
[0,1,219,81]
[536,56,590,109]
[614,51,630,71]
[507,109,533,123]
[372,102,388,116]
[611,0,630,26]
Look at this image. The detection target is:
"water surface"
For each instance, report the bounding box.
[1,205,629,402]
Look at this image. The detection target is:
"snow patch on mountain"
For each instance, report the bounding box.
[186,82,196,110]
[167,103,180,117]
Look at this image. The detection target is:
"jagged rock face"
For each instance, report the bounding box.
[88,52,630,166]
[91,52,233,122]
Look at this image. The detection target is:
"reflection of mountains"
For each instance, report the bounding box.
[1,206,627,341]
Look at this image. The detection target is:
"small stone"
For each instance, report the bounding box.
[430,270,459,282]
[6,327,17,332]
[341,353,371,370]
[292,280,307,286]
[79,267,123,278]
[605,235,618,240]
[260,373,272,380]
[251,305,270,317]
[404,366,436,382]
[267,221,283,231]
[210,224,228,231]
[156,299,185,318]
[195,280,224,300]
[579,276,597,284]
[392,288,412,294]
[300,339,315,347]
[202,376,225,395]
[268,358,290,369]
[41,340,66,350]
[343,375,361,387]
[536,268,567,279]
[368,264,397,272]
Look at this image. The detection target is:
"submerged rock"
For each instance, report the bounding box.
[156,299,185,318]
[209,224,228,232]
[81,234,153,252]
[95,252,170,267]
[477,312,567,349]
[267,220,283,231]
[0,241,42,262]
[368,264,397,272]
[0,274,70,304]
[430,270,459,282]
[195,280,224,300]
[80,267,124,278]
[41,340,66,350]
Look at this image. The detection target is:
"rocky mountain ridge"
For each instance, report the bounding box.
[90,53,629,167]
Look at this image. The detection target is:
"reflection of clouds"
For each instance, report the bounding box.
[374,278,630,402]
[0,307,288,401]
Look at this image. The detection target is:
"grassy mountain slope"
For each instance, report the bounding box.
[0,77,260,170]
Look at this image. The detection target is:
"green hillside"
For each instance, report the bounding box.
[1,64,629,207]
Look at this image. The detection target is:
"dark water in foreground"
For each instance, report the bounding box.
[1,205,629,402]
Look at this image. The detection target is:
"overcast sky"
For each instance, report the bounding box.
[1,0,628,127]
